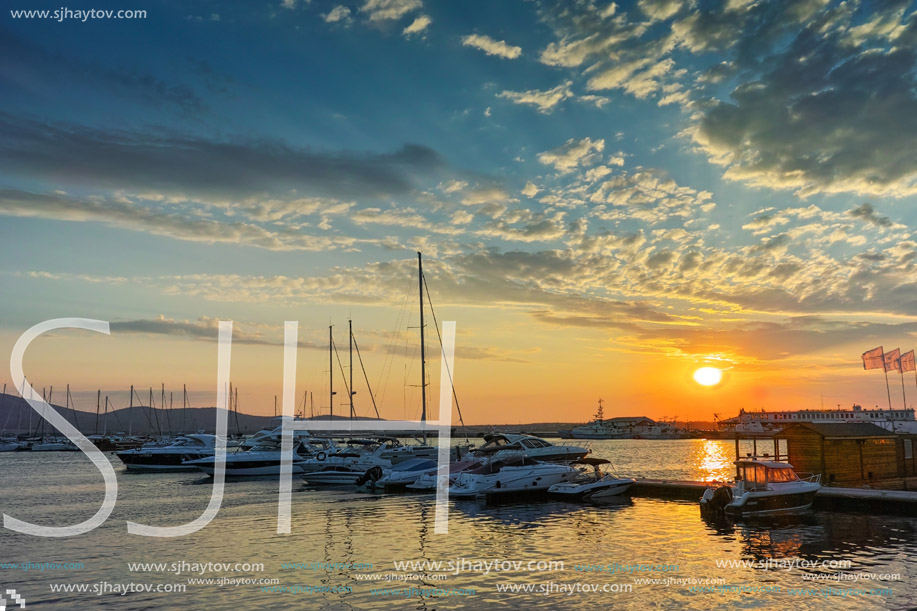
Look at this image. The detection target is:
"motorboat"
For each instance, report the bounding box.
[0,439,22,452]
[700,457,821,518]
[406,458,483,492]
[472,433,588,463]
[240,416,314,450]
[299,438,395,474]
[184,437,337,477]
[115,434,219,471]
[358,458,439,490]
[448,457,579,498]
[547,458,635,500]
[30,438,79,452]
[379,440,438,464]
[302,465,369,485]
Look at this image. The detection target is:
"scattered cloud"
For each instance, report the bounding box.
[402,14,431,36]
[461,34,522,59]
[537,137,605,173]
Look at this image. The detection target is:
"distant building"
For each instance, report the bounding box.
[717,405,916,434]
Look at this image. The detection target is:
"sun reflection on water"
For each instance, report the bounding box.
[698,439,733,482]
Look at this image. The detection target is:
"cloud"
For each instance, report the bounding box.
[497,82,573,114]
[0,28,207,113]
[323,5,353,24]
[0,114,447,201]
[402,14,431,36]
[360,0,422,22]
[0,189,363,252]
[690,5,917,197]
[639,0,684,21]
[461,34,522,59]
[848,203,893,228]
[109,315,326,350]
[537,137,605,173]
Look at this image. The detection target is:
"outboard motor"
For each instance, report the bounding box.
[356,465,384,487]
[700,485,733,519]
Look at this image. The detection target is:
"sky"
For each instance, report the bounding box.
[2,0,917,425]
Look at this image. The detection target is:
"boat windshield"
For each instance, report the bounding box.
[767,467,799,482]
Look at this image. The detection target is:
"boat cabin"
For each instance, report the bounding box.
[734,458,801,490]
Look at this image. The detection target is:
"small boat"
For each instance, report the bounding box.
[302,465,368,485]
[406,458,482,492]
[472,433,588,463]
[185,437,336,477]
[449,456,578,498]
[359,458,440,490]
[700,457,821,518]
[299,438,395,474]
[0,440,23,452]
[30,439,79,452]
[547,458,635,500]
[115,434,219,472]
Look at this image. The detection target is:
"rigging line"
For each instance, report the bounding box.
[133,388,157,435]
[422,271,468,437]
[109,396,124,431]
[376,265,416,407]
[331,339,353,417]
[352,335,381,419]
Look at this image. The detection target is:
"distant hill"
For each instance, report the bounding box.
[0,393,273,436]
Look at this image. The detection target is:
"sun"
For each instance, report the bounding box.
[693,367,723,387]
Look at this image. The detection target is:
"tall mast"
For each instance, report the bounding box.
[95,389,101,436]
[418,252,427,426]
[349,319,355,419]
[329,325,334,421]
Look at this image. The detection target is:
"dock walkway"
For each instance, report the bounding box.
[631,479,917,515]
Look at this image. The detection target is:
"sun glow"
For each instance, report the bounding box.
[693,367,723,386]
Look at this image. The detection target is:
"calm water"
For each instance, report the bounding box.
[1,439,914,610]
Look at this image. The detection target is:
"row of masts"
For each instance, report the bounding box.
[0,381,239,439]
[1,252,465,438]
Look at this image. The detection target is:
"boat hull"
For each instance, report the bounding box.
[726,490,819,516]
[117,452,213,471]
[193,462,307,477]
[302,471,363,485]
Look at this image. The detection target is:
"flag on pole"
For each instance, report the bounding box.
[901,350,916,373]
[885,348,901,372]
[862,346,885,370]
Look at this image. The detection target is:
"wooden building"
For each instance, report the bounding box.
[775,423,901,486]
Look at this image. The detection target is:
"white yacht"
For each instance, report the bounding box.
[700,457,821,518]
[184,437,337,477]
[30,439,78,452]
[448,457,579,498]
[473,433,588,462]
[299,438,396,474]
[547,458,635,500]
[115,434,219,471]
[406,458,483,492]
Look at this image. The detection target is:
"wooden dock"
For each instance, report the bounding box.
[630,479,917,515]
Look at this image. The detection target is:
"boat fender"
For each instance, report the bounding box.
[316,452,327,461]
[495,480,501,489]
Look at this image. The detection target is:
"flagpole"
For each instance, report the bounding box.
[883,365,892,410]
[900,369,907,409]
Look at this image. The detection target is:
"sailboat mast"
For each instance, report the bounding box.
[329,325,334,421]
[418,252,427,427]
[349,319,355,419]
